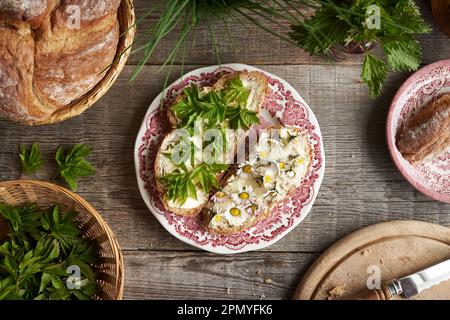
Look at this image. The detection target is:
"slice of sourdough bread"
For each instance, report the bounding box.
[154,128,237,217]
[155,71,269,217]
[203,127,313,235]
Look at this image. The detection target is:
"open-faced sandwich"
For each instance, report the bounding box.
[154,70,313,235]
[203,127,313,235]
[155,71,269,216]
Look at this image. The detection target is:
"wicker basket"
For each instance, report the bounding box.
[0,180,124,300]
[31,0,136,125]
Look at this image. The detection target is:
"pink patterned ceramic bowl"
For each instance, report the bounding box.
[387,59,450,203]
[134,64,325,253]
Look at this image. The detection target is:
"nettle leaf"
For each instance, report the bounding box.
[19,143,43,174]
[361,53,388,98]
[382,36,422,72]
[287,0,430,98]
[55,145,95,192]
[393,0,431,34]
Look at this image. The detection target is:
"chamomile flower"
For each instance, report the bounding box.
[209,207,226,226]
[276,161,290,175]
[211,190,228,203]
[237,158,256,177]
[231,185,254,204]
[257,165,277,189]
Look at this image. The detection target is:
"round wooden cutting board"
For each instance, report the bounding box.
[294,220,450,300]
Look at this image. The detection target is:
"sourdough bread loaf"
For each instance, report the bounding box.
[0,0,120,123]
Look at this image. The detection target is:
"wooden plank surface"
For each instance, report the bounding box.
[123,251,318,300]
[0,0,450,299]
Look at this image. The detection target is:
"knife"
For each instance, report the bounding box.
[347,258,450,300]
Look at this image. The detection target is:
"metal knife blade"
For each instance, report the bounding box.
[396,259,450,298]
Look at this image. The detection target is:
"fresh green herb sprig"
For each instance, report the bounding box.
[160,163,229,205]
[171,77,258,130]
[289,0,431,97]
[19,143,43,174]
[0,204,98,300]
[55,145,95,192]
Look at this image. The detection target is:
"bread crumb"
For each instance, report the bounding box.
[361,249,371,256]
[256,270,261,275]
[226,288,231,294]
[264,278,273,284]
[379,258,384,265]
[260,294,266,300]
[329,285,346,299]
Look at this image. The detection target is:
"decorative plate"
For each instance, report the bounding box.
[134,64,325,254]
[387,59,450,203]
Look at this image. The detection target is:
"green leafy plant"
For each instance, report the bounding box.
[289,0,431,97]
[19,143,43,174]
[127,0,429,99]
[0,204,98,300]
[55,145,95,192]
[171,77,258,129]
[160,163,229,205]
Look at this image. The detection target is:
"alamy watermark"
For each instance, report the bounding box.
[366,4,381,30]
[66,265,81,290]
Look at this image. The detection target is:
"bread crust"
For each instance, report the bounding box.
[397,93,450,164]
[0,0,58,28]
[0,0,120,123]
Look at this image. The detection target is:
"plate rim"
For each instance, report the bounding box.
[134,63,325,254]
[386,59,450,203]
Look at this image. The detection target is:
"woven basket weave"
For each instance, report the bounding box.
[31,0,136,125]
[0,180,124,300]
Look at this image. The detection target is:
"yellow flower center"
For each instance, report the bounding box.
[278,162,285,169]
[264,175,272,183]
[214,215,222,223]
[297,157,305,164]
[250,204,258,212]
[216,191,226,198]
[242,165,252,174]
[230,207,241,216]
[239,192,249,200]
[260,151,268,158]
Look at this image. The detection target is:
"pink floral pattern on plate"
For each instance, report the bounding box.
[387,59,450,202]
[134,64,325,253]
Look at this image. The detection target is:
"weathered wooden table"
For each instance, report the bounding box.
[1,1,449,299]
